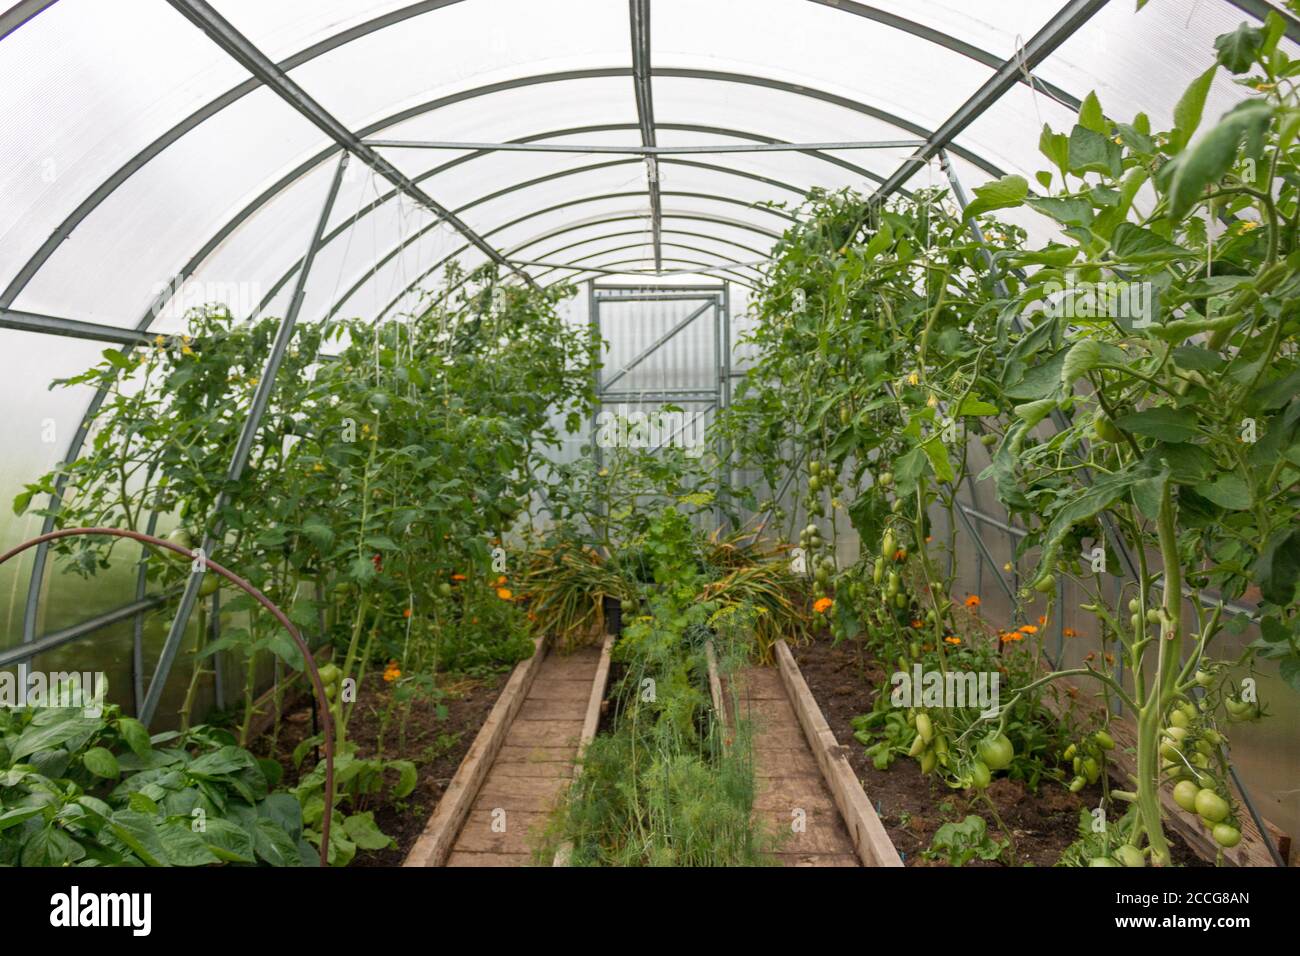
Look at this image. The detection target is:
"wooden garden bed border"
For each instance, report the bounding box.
[774,639,904,867]
[403,634,550,867]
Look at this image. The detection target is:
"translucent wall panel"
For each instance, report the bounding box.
[214,0,433,62]
[852,0,1056,61]
[11,86,322,326]
[0,0,248,290]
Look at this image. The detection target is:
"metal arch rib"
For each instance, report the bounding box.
[254,122,889,321]
[0,0,57,42]
[374,209,781,323]
[521,241,765,283]
[628,0,662,272]
[5,67,998,318]
[163,0,531,287]
[871,0,1111,202]
[300,156,805,326]
[525,227,768,265]
[323,189,787,322]
[0,0,1081,308]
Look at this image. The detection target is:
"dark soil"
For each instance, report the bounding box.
[253,667,507,867]
[791,638,1206,868]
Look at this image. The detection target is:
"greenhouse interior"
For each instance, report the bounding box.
[0,0,1297,889]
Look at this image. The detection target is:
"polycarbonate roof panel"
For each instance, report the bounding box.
[0,0,249,290]
[845,0,1058,60]
[651,0,991,132]
[10,85,325,326]
[283,0,629,134]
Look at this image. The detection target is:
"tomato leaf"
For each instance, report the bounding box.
[1114,407,1199,442]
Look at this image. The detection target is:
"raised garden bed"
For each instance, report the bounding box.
[791,638,1208,868]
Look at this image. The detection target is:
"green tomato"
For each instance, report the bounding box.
[1093,730,1115,751]
[1212,823,1241,848]
[1194,789,1229,823]
[919,748,937,774]
[162,528,194,564]
[877,471,893,488]
[1032,573,1056,594]
[968,759,991,791]
[977,733,1014,771]
[198,573,219,598]
[1092,415,1121,443]
[1068,775,1086,793]
[1194,669,1215,688]
[881,531,895,559]
[438,582,453,597]
[915,713,933,744]
[1172,780,1200,812]
[1168,708,1190,729]
[1115,844,1145,868]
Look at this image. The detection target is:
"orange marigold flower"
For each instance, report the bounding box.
[893,549,907,562]
[1019,624,1038,634]
[813,597,833,614]
[403,607,412,618]
[910,619,925,629]
[1038,615,1047,626]
[496,575,507,586]
[964,594,981,609]
[1063,627,1078,638]
[943,636,961,646]
[382,661,401,683]
[999,631,1023,643]
[451,573,467,581]
[496,587,513,600]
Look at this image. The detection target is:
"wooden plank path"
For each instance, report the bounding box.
[733,666,861,866]
[444,644,604,866]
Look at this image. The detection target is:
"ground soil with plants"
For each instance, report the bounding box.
[252,668,507,866]
[792,638,1206,866]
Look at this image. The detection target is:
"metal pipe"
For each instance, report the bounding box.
[364,138,929,153]
[138,155,350,727]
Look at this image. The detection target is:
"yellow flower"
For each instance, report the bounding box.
[813,597,833,614]
[181,344,194,356]
[1255,82,1276,92]
[926,394,939,409]
[907,371,920,386]
[943,636,961,646]
[153,334,166,347]
[1238,220,1260,233]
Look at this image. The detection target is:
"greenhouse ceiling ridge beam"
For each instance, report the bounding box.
[140,155,350,728]
[162,0,533,288]
[872,0,1111,203]
[629,0,662,272]
[0,308,162,347]
[363,138,927,153]
[528,226,767,264]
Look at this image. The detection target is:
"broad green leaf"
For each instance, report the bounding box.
[0,806,44,832]
[252,817,302,867]
[1060,339,1102,391]
[1025,196,1094,228]
[82,746,120,779]
[864,220,893,259]
[1014,398,1057,429]
[157,822,221,867]
[1194,473,1252,510]
[956,397,999,417]
[1039,125,1070,173]
[964,174,1029,219]
[1214,22,1264,74]
[107,809,168,866]
[1078,91,1107,134]
[391,760,418,800]
[1114,407,1199,442]
[921,436,954,484]
[12,715,103,761]
[1110,222,1193,263]
[116,717,152,759]
[1068,125,1121,177]
[201,817,256,864]
[1167,100,1273,220]
[342,811,393,851]
[1170,66,1217,152]
[1252,528,1300,606]
[1035,466,1139,585]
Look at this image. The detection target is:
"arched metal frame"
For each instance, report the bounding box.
[4,0,1290,864]
[373,209,782,322]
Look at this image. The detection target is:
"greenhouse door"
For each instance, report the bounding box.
[588,283,732,526]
